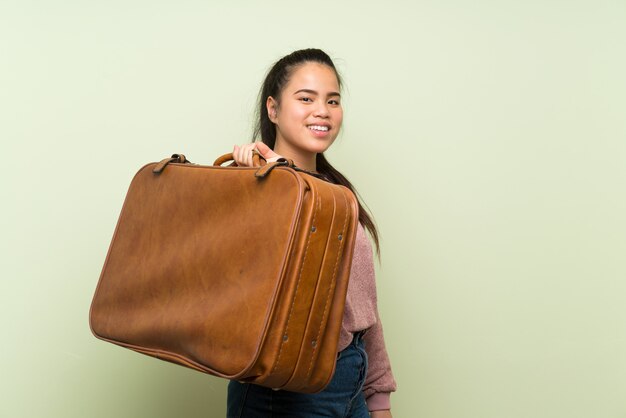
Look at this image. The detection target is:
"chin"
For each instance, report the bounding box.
[306,139,336,154]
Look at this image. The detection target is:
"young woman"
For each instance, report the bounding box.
[228,48,397,418]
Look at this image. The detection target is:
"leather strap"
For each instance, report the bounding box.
[152,154,189,174]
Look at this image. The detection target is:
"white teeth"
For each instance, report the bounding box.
[308,125,329,132]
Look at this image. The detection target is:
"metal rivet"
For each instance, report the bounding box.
[311,226,316,232]
[338,233,342,241]
[283,334,288,342]
[311,340,317,347]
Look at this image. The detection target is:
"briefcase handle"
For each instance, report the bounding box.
[214,149,296,168]
[213,150,299,179]
[213,151,331,181]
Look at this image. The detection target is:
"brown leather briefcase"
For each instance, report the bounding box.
[89,152,359,393]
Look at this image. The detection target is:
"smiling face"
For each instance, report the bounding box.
[267,62,343,168]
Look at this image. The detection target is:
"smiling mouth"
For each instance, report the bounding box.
[308,125,330,132]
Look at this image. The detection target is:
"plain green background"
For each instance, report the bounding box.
[2,0,625,417]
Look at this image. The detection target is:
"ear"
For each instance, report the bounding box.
[266,96,278,123]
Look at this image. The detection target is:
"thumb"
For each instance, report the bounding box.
[255,142,283,162]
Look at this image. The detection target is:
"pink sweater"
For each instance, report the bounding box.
[337,222,397,411]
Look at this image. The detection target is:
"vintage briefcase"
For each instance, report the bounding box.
[89,152,359,393]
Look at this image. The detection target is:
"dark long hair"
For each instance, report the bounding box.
[253,48,381,258]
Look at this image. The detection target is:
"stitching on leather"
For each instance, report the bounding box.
[305,190,350,379]
[270,192,320,377]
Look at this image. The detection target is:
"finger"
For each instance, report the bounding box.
[256,142,282,161]
[249,143,258,166]
[236,144,247,166]
[244,143,255,167]
[254,142,266,154]
[256,142,271,158]
[233,145,240,165]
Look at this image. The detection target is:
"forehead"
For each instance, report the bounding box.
[285,62,340,93]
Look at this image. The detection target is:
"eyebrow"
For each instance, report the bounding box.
[293,89,341,97]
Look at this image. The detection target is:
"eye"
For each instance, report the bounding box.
[299,97,313,103]
[328,99,341,106]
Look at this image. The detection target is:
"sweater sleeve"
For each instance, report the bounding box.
[362,306,397,411]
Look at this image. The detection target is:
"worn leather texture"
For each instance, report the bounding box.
[89,153,359,393]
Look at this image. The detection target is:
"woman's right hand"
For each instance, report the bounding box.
[233,142,283,167]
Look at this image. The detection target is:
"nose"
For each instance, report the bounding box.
[313,102,330,118]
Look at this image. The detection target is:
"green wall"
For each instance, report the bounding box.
[2,1,625,417]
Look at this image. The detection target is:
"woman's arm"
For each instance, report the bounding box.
[363,313,397,412]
